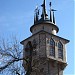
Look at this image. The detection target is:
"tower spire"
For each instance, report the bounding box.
[41,0,47,20]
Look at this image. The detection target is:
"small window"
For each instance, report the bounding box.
[58,42,63,59]
[50,39,55,57]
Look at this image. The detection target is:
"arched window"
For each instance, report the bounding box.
[50,39,55,57]
[58,42,63,59]
[25,41,33,57]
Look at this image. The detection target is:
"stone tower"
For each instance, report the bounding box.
[20,0,69,75]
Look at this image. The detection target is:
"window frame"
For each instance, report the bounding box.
[50,38,55,57]
[58,41,63,59]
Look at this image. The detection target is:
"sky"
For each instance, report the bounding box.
[0,0,74,75]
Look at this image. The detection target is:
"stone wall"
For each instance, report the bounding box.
[22,31,67,75]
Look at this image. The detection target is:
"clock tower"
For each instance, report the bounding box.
[20,0,69,75]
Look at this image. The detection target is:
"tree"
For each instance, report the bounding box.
[0,36,47,75]
[0,36,26,75]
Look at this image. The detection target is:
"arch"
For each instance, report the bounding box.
[50,38,55,57]
[26,41,33,50]
[25,41,33,57]
[58,41,63,59]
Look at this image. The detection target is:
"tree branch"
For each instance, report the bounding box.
[0,58,27,72]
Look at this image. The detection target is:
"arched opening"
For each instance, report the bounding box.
[50,38,55,57]
[58,42,63,59]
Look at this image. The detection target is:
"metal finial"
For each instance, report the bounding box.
[41,0,46,13]
[49,2,52,22]
[35,5,40,15]
[50,2,52,7]
[34,14,36,24]
[50,10,52,22]
[41,0,47,20]
[53,11,55,24]
[52,9,57,24]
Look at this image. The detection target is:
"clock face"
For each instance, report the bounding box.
[39,33,46,46]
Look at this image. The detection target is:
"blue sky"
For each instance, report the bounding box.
[0,0,74,75]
